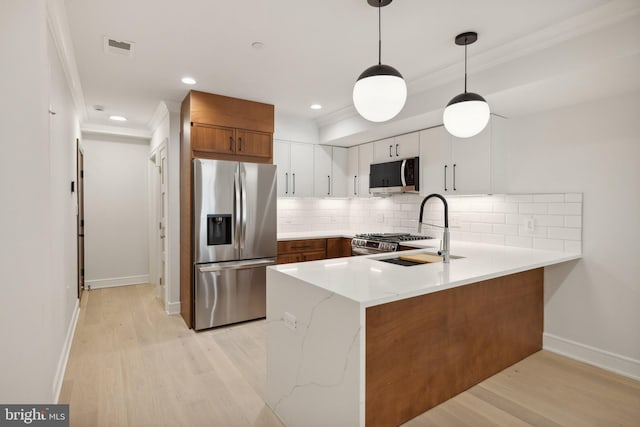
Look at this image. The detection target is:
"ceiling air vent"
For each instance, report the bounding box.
[103,36,135,57]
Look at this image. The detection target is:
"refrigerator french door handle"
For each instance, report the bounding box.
[197,259,276,273]
[234,166,241,253]
[240,167,247,252]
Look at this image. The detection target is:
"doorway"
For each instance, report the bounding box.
[150,141,168,305]
[76,139,85,297]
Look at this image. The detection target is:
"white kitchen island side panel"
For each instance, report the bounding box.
[266,268,363,427]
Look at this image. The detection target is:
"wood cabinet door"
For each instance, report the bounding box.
[277,253,301,264]
[236,129,272,159]
[191,124,235,155]
[301,250,326,262]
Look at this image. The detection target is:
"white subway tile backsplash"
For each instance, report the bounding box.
[548,203,582,215]
[519,203,548,215]
[505,235,533,248]
[533,215,564,227]
[278,192,581,254]
[533,194,565,203]
[564,216,582,228]
[548,227,581,241]
[564,193,583,202]
[564,240,582,253]
[533,238,565,251]
[493,224,518,235]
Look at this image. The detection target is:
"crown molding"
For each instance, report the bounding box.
[316,0,640,130]
[46,0,87,122]
[81,123,152,139]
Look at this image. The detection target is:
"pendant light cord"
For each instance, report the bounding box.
[464,41,468,93]
[378,0,382,65]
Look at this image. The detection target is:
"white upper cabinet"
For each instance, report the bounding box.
[347,143,374,198]
[273,140,291,197]
[314,145,348,197]
[274,140,314,197]
[347,146,359,197]
[358,143,374,197]
[373,132,420,162]
[419,116,506,195]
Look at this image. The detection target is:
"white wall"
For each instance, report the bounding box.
[0,0,80,402]
[149,103,181,314]
[274,111,319,144]
[83,134,150,288]
[504,92,640,373]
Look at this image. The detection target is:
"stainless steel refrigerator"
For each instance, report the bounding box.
[193,158,277,330]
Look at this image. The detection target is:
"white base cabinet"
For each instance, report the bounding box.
[419,116,505,195]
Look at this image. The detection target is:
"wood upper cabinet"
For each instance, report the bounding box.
[191,124,235,154]
[191,124,272,160]
[236,129,272,159]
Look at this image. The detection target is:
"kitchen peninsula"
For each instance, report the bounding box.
[265,240,581,427]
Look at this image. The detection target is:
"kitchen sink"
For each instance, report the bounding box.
[377,252,464,266]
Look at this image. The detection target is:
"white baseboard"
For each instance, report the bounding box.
[54,299,80,403]
[86,274,149,289]
[166,301,181,315]
[543,333,640,381]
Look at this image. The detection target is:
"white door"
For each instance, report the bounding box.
[290,143,314,197]
[273,140,291,197]
[358,143,374,197]
[419,126,452,195]
[314,145,333,196]
[158,146,168,303]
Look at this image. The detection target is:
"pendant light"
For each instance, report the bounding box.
[443,32,490,138]
[353,0,406,123]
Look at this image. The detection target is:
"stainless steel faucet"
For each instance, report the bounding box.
[418,193,450,263]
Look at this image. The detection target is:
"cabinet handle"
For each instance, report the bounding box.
[444,165,448,192]
[396,143,399,157]
[229,136,233,151]
[354,176,357,195]
[285,172,289,194]
[238,137,243,151]
[389,145,392,158]
[293,173,296,195]
[453,163,457,191]
[327,175,331,195]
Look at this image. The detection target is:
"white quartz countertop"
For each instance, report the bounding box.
[269,240,581,307]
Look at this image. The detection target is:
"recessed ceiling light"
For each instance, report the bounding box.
[181,77,196,85]
[310,104,323,110]
[251,41,265,49]
[109,115,127,122]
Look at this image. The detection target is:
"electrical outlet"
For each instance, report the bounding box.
[526,216,535,232]
[283,312,297,330]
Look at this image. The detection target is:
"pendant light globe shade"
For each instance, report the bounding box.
[353,64,407,123]
[443,92,490,138]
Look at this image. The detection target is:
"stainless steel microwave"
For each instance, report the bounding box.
[369,157,419,194]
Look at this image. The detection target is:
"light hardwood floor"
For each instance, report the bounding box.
[60,284,640,427]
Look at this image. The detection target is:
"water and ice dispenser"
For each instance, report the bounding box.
[207,214,232,246]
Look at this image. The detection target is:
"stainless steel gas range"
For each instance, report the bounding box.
[351,233,434,255]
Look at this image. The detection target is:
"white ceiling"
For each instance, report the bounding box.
[63,0,639,143]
